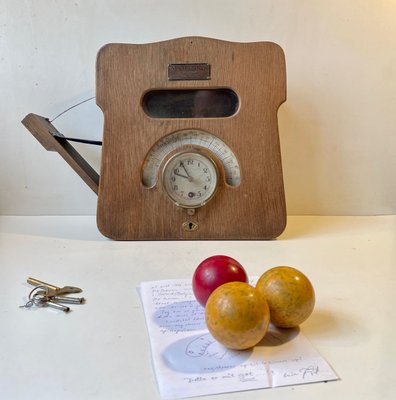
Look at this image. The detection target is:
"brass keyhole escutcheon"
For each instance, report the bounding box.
[183,221,199,231]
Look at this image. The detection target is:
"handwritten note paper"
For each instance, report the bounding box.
[140,279,338,399]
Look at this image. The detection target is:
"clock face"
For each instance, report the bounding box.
[162,151,218,208]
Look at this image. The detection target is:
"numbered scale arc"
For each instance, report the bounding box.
[141,129,241,189]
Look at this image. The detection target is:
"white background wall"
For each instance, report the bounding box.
[1,0,395,216]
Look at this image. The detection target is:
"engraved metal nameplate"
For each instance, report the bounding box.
[168,63,211,81]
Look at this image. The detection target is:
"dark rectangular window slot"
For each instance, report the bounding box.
[142,89,239,118]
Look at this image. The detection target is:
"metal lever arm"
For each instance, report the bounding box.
[21,113,100,194]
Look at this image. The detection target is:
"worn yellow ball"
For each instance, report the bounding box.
[205,281,270,350]
[255,266,315,328]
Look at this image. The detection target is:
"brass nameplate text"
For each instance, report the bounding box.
[168,63,211,81]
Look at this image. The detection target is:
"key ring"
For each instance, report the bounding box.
[20,285,50,308]
[20,278,85,312]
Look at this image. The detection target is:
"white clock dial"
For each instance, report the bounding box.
[162,152,218,208]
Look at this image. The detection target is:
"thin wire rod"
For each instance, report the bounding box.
[49,96,96,122]
[48,96,102,145]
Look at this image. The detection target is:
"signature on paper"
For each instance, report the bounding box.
[283,365,320,379]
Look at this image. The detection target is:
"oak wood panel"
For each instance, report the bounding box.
[96,37,287,240]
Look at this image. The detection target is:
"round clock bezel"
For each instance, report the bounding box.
[161,150,219,209]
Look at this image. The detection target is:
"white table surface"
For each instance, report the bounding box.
[0,215,395,399]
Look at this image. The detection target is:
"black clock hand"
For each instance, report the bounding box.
[180,162,191,177]
[173,170,189,179]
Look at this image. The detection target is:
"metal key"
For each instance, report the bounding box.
[34,289,85,304]
[30,292,71,312]
[27,277,82,296]
[50,295,85,304]
[40,298,70,312]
